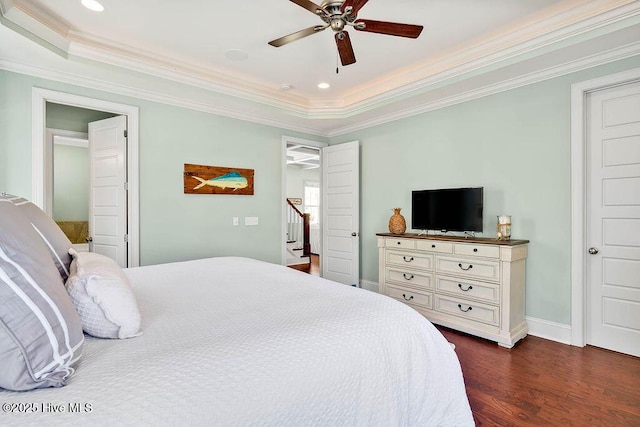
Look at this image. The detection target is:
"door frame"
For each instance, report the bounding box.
[281,135,327,268]
[32,88,140,267]
[570,67,640,347]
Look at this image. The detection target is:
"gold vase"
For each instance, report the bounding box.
[388,208,406,235]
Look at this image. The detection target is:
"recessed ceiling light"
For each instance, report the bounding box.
[224,49,248,61]
[318,82,330,89]
[81,0,104,12]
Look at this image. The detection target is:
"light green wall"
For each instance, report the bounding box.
[52,144,89,221]
[2,53,639,326]
[0,69,322,267]
[46,102,116,133]
[330,56,640,325]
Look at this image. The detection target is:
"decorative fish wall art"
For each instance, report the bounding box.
[183,163,254,195]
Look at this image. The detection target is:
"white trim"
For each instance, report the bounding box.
[53,135,88,148]
[359,279,379,293]
[281,136,327,268]
[0,27,638,138]
[570,67,640,347]
[526,317,572,345]
[32,88,140,267]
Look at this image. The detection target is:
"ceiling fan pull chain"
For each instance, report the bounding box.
[336,50,339,74]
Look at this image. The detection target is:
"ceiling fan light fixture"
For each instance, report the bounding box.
[81,0,104,12]
[318,82,330,89]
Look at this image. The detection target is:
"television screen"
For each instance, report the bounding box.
[411,187,483,232]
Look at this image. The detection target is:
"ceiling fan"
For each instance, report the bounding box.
[268,0,423,66]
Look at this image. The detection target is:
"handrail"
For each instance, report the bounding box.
[287,198,304,217]
[286,199,311,257]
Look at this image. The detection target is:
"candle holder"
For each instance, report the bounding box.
[496,215,511,240]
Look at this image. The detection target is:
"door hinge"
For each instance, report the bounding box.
[124,234,129,243]
[124,129,128,138]
[124,182,129,191]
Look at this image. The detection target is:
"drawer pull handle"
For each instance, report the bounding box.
[403,256,414,262]
[402,294,414,301]
[458,284,473,292]
[431,244,436,248]
[458,304,473,312]
[458,263,473,271]
[397,241,401,245]
[473,248,478,252]
[403,273,414,280]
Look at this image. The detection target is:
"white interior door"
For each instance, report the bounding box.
[321,141,359,286]
[586,80,640,357]
[89,115,128,267]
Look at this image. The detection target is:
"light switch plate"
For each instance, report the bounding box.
[245,216,259,226]
[232,217,239,226]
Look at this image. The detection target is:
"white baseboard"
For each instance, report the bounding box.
[526,316,572,345]
[360,279,379,293]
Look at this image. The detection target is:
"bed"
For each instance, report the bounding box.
[0,195,473,426]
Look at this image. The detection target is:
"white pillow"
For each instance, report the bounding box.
[66,249,142,339]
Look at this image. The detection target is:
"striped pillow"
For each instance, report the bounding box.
[0,200,84,391]
[0,194,73,281]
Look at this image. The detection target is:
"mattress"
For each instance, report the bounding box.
[0,257,473,426]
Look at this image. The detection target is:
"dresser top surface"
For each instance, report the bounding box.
[376,232,529,246]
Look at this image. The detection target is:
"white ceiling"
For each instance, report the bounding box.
[0,0,639,136]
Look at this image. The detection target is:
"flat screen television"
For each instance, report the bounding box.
[411,187,483,233]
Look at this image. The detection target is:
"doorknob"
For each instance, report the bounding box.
[86,236,93,242]
[351,232,358,237]
[588,247,599,255]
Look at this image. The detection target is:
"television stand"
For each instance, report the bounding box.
[376,233,529,348]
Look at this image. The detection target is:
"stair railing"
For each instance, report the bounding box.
[286,199,310,257]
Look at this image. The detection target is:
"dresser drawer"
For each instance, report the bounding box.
[436,256,500,282]
[386,267,433,290]
[434,295,500,326]
[416,240,453,254]
[387,285,433,309]
[454,243,500,259]
[386,250,433,270]
[385,238,416,250]
[435,276,500,304]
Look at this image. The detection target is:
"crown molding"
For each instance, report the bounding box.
[0,58,328,137]
[1,0,639,115]
[326,39,640,137]
[2,33,638,140]
[1,1,640,139]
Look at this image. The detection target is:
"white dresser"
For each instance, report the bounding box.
[377,233,529,348]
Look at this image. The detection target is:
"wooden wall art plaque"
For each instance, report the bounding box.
[184,163,254,195]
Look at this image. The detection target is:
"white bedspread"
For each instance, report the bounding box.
[0,257,473,426]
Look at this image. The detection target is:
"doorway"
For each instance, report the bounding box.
[32,88,140,267]
[571,67,640,357]
[46,103,117,253]
[283,137,324,275]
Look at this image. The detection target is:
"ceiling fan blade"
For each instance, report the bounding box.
[355,19,423,38]
[342,0,370,16]
[290,0,324,15]
[335,32,356,66]
[268,26,326,47]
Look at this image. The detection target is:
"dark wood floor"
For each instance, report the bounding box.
[438,327,640,426]
[288,254,319,275]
